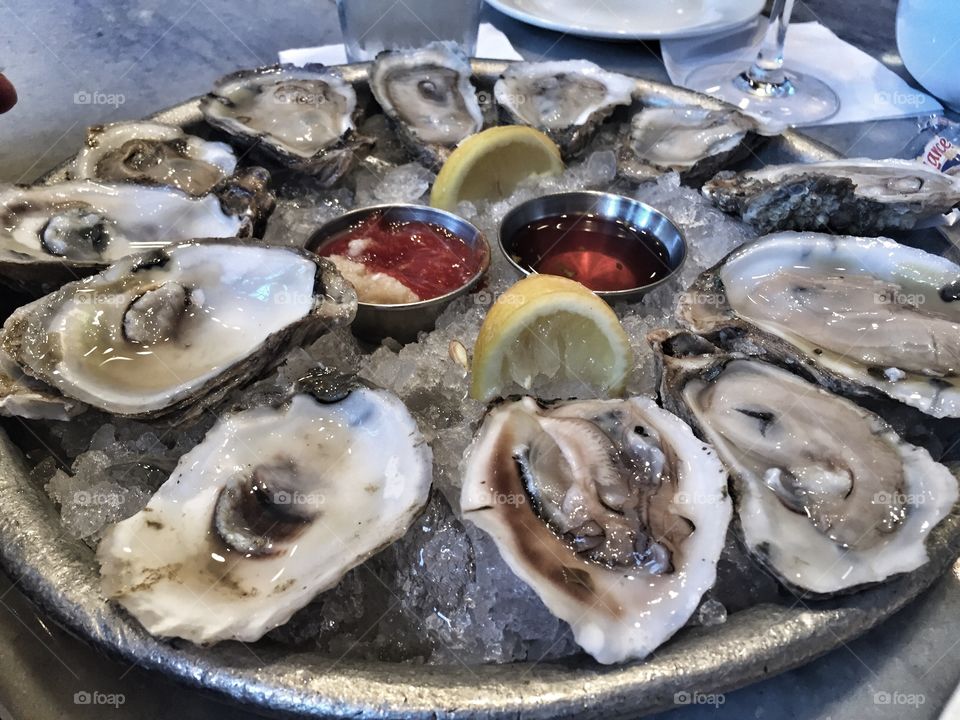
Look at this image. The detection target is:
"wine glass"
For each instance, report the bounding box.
[684,0,839,126]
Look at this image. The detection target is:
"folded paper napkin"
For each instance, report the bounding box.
[661,20,943,126]
[278,22,523,66]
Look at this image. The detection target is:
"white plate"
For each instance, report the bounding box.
[485,0,765,40]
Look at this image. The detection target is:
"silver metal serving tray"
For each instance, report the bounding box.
[2,59,958,719]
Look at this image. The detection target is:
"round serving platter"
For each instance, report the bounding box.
[1,59,959,719]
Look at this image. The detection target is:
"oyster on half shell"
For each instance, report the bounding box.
[0,169,274,295]
[494,60,634,156]
[201,65,369,184]
[652,330,958,595]
[98,379,432,644]
[370,43,483,164]
[620,106,759,185]
[703,158,960,234]
[679,232,960,418]
[0,241,356,423]
[71,121,238,196]
[461,395,731,664]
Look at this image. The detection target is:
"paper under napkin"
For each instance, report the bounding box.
[278,22,523,66]
[661,20,943,127]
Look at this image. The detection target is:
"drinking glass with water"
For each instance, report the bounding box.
[337,0,482,62]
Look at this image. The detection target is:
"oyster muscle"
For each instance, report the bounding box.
[679,232,960,418]
[703,158,960,234]
[0,241,356,422]
[98,383,432,643]
[494,60,634,156]
[461,396,731,664]
[72,121,238,196]
[652,330,958,595]
[370,43,483,164]
[201,64,368,184]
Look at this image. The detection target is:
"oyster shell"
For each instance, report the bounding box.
[200,65,368,184]
[71,121,237,196]
[370,43,483,164]
[461,395,731,664]
[97,381,432,643]
[0,241,356,422]
[703,158,960,234]
[652,330,958,595]
[679,232,960,418]
[494,60,634,156]
[620,106,758,184]
[0,348,85,420]
[0,169,274,295]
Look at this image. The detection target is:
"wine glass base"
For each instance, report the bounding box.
[685,64,840,127]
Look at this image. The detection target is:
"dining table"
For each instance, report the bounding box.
[0,0,957,718]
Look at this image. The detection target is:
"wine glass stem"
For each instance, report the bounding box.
[744,0,795,90]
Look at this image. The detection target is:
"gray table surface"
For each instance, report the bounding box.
[0,1,957,719]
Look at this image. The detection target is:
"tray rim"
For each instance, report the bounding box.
[2,59,956,720]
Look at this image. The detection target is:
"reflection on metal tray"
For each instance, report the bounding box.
[2,59,958,719]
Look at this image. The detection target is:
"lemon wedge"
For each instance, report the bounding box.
[430,126,564,211]
[469,274,633,401]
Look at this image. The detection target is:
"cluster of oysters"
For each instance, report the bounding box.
[1,43,959,666]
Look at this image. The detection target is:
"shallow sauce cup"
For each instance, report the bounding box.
[499,191,687,301]
[307,204,490,343]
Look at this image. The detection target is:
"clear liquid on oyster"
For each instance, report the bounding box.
[703,158,960,234]
[0,241,356,422]
[0,170,273,295]
[72,121,238,196]
[652,331,958,595]
[370,42,483,162]
[680,232,960,418]
[201,65,366,184]
[97,386,432,644]
[461,395,730,664]
[494,60,634,156]
[620,106,757,184]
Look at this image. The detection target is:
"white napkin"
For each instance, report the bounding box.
[661,20,943,127]
[278,22,523,66]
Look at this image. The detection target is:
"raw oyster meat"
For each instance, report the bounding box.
[370,43,483,163]
[461,396,731,664]
[0,349,85,420]
[97,380,432,643]
[703,158,960,234]
[0,170,273,294]
[652,330,958,595]
[679,232,960,418]
[0,241,356,422]
[620,106,758,184]
[494,60,634,156]
[201,65,368,184]
[71,121,237,195]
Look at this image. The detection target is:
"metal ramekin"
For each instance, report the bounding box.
[307,203,490,343]
[499,191,687,302]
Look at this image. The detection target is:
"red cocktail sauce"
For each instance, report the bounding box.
[315,211,482,302]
